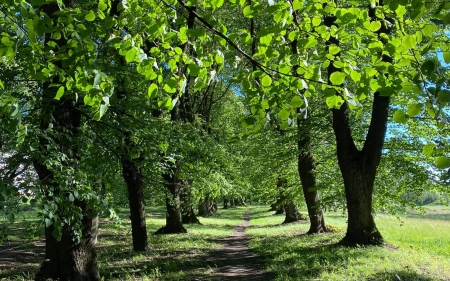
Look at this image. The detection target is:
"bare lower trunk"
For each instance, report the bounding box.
[182,205,201,224]
[198,197,211,217]
[223,198,229,209]
[35,205,100,281]
[122,158,148,251]
[155,174,187,234]
[298,118,327,234]
[230,198,236,208]
[91,215,98,245]
[181,187,201,224]
[283,202,300,224]
[341,168,382,245]
[275,206,284,215]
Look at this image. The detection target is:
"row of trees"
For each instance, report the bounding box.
[1,0,450,279]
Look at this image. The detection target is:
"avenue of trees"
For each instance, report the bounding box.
[1,0,450,279]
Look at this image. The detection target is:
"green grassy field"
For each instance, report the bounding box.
[1,204,449,280]
[247,204,450,281]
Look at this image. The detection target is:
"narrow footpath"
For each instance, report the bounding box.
[199,211,272,280]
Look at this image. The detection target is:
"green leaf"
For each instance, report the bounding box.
[45,218,52,227]
[437,90,450,103]
[148,83,158,98]
[393,109,408,123]
[350,71,361,82]
[69,193,75,202]
[261,75,272,87]
[326,95,344,109]
[243,5,254,18]
[163,79,178,93]
[1,37,14,47]
[85,10,96,22]
[369,21,381,32]
[125,48,136,63]
[241,116,258,127]
[443,52,450,64]
[290,96,304,108]
[278,109,290,120]
[407,103,422,117]
[55,86,64,100]
[329,72,345,85]
[422,143,435,157]
[444,12,450,25]
[421,59,436,77]
[436,156,450,169]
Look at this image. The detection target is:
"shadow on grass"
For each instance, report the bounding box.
[367,270,448,281]
[404,213,450,221]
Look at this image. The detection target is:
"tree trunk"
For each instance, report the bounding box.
[198,196,211,217]
[275,206,284,215]
[283,201,300,224]
[35,204,100,281]
[211,202,218,212]
[298,118,328,234]
[223,198,229,209]
[181,186,201,224]
[121,157,148,251]
[230,198,236,208]
[91,215,99,245]
[325,3,392,245]
[182,205,201,224]
[155,174,187,234]
[340,161,383,245]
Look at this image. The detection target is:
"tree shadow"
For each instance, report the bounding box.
[367,270,448,281]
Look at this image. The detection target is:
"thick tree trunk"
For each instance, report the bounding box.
[298,118,327,234]
[181,186,201,224]
[155,174,187,234]
[283,201,300,224]
[223,198,229,209]
[326,3,391,245]
[198,197,210,217]
[275,206,285,215]
[33,97,100,280]
[121,157,148,251]
[230,198,236,208]
[340,161,383,245]
[211,202,218,212]
[182,205,201,224]
[35,204,100,281]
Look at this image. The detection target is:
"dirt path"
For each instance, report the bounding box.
[199,211,272,280]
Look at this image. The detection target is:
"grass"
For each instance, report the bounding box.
[246,204,450,281]
[1,204,450,280]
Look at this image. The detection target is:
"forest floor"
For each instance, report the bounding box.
[1,204,450,280]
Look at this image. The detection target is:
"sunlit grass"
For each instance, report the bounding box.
[247,204,450,281]
[2,204,450,280]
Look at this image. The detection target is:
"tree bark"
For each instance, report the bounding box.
[283,201,300,224]
[223,198,229,209]
[325,3,392,245]
[155,174,187,234]
[198,198,210,217]
[298,117,328,234]
[35,203,100,281]
[230,198,236,208]
[181,186,201,224]
[121,156,148,251]
[182,205,201,224]
[33,97,100,280]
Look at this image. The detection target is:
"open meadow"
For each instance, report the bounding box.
[1,204,449,280]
